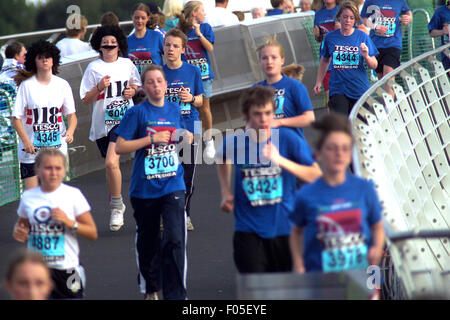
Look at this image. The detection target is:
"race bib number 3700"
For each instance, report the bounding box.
[145,143,179,180]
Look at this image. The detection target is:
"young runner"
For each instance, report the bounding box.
[255,37,315,140]
[267,0,289,16]
[115,65,193,300]
[12,40,77,190]
[128,2,164,75]
[4,250,53,300]
[178,1,216,160]
[216,86,321,273]
[12,149,98,299]
[428,2,450,70]
[80,25,141,232]
[0,42,26,80]
[56,14,91,57]
[361,0,411,96]
[314,1,378,116]
[313,0,341,103]
[287,112,385,274]
[163,28,204,231]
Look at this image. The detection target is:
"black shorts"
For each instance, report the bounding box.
[95,125,119,158]
[375,48,401,74]
[20,162,36,179]
[233,231,292,273]
[328,94,358,116]
[49,267,84,300]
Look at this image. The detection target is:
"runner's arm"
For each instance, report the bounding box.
[63,113,77,144]
[313,57,331,95]
[368,221,385,265]
[290,225,306,273]
[13,218,30,243]
[115,131,171,154]
[216,162,234,213]
[12,117,35,154]
[273,110,315,128]
[430,24,449,37]
[51,209,98,241]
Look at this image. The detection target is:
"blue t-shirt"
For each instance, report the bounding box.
[163,63,204,135]
[217,127,315,239]
[321,29,379,100]
[182,23,215,80]
[115,100,186,199]
[255,75,313,140]
[291,173,382,272]
[428,5,450,69]
[315,6,339,70]
[127,29,164,74]
[361,0,410,50]
[267,9,284,16]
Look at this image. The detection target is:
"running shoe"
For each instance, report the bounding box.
[204,139,216,161]
[144,292,159,300]
[186,216,194,231]
[110,205,125,231]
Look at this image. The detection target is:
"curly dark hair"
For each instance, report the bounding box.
[90,25,128,58]
[24,39,61,74]
[14,40,60,86]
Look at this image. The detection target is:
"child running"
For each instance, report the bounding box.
[178,0,216,160]
[128,2,164,74]
[286,113,385,274]
[80,25,141,232]
[163,28,204,231]
[13,149,98,299]
[255,36,315,140]
[216,86,321,274]
[12,40,77,190]
[115,65,193,300]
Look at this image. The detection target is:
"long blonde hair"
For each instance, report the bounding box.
[178,1,203,34]
[163,0,183,17]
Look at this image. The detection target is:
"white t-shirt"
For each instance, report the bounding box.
[56,38,91,57]
[13,75,76,164]
[205,7,239,28]
[17,183,91,270]
[79,57,141,141]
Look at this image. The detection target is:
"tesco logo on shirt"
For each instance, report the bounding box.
[334,45,359,52]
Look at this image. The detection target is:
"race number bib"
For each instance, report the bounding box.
[241,166,283,206]
[144,143,179,179]
[105,99,130,125]
[274,89,285,119]
[333,51,359,68]
[34,131,61,148]
[187,58,209,79]
[376,17,396,37]
[167,95,192,115]
[322,244,368,273]
[29,234,65,260]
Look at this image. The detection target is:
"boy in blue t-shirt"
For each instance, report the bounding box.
[361,0,411,96]
[115,65,193,300]
[215,86,321,273]
[267,0,289,16]
[428,3,450,70]
[163,29,204,231]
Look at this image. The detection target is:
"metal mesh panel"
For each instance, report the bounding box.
[0,80,21,207]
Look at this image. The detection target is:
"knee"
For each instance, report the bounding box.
[105,158,119,171]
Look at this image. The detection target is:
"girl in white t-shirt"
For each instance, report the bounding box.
[80,25,141,232]
[13,149,98,299]
[12,40,78,190]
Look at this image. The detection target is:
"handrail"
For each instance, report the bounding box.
[407,8,435,61]
[0,20,134,43]
[349,41,450,177]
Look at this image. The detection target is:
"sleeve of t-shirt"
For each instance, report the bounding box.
[321,35,330,59]
[193,67,204,95]
[79,63,95,100]
[12,82,28,119]
[202,23,215,44]
[360,1,370,19]
[17,196,28,219]
[293,81,313,114]
[365,33,379,57]
[115,108,139,140]
[313,11,319,26]
[287,129,314,166]
[129,60,142,87]
[365,180,382,226]
[73,188,91,217]
[61,80,76,116]
[290,190,308,227]
[428,9,442,32]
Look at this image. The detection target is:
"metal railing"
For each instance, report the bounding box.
[350,43,450,299]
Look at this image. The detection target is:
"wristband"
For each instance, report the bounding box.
[190,95,196,104]
[96,83,101,92]
[150,134,154,145]
[72,221,79,232]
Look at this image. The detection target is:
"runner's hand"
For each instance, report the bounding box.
[51,208,71,227]
[375,25,388,35]
[360,43,369,58]
[178,86,193,103]
[123,86,135,99]
[263,142,281,165]
[97,75,111,91]
[62,130,74,144]
[293,264,306,274]
[152,131,171,144]
[13,221,29,243]
[313,82,322,96]
[23,137,36,154]
[400,14,411,26]
[220,193,234,213]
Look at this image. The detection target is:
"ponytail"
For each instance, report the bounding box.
[177,0,202,34]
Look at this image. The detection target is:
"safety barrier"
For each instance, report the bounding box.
[350,43,450,299]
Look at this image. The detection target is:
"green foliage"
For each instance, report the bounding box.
[0,0,37,36]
